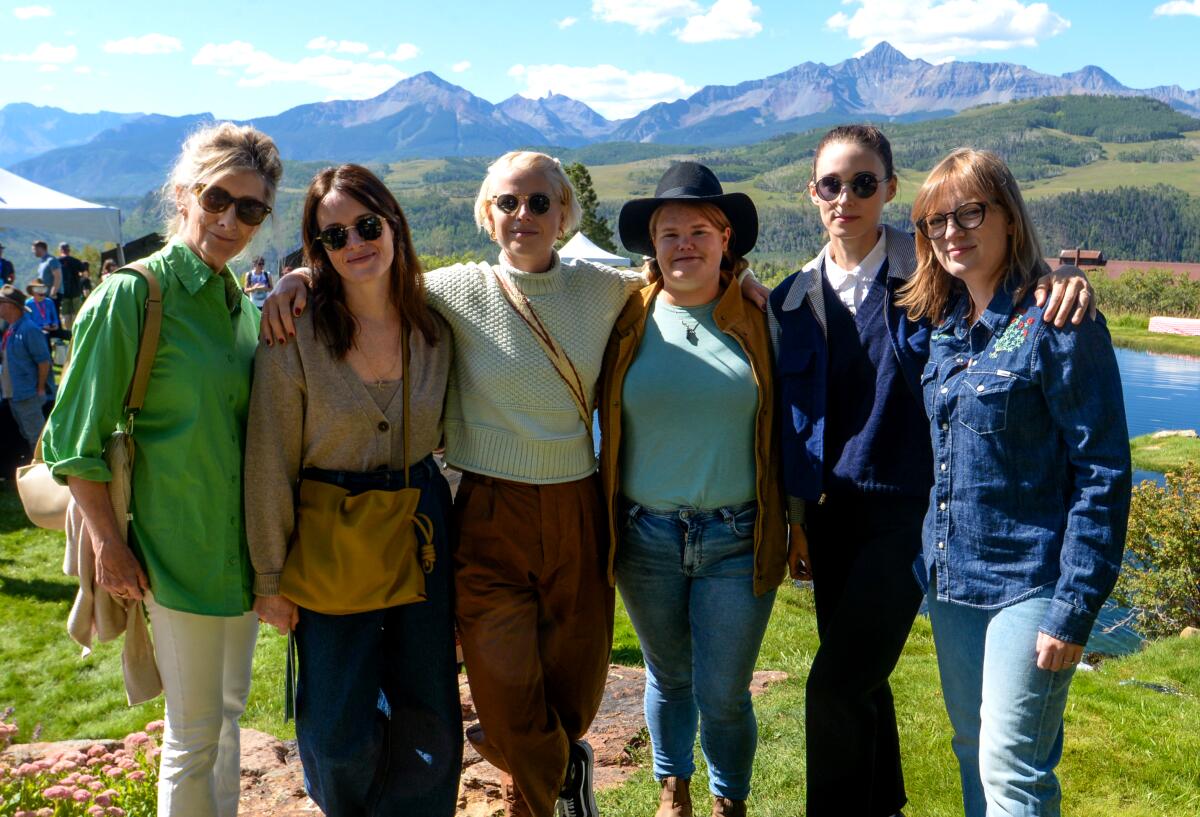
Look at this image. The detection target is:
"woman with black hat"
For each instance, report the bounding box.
[597,162,788,817]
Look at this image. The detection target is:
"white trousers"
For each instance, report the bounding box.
[147,595,258,817]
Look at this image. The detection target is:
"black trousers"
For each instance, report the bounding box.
[804,492,926,817]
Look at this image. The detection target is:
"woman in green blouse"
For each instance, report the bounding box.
[43,122,283,817]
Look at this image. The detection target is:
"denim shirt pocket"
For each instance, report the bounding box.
[957,367,1024,435]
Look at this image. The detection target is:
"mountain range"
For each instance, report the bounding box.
[6,41,1200,198]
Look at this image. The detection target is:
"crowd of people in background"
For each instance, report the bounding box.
[1,115,1131,817]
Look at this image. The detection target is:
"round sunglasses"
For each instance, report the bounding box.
[315,214,387,251]
[491,192,553,215]
[192,183,272,226]
[812,172,890,202]
[915,202,989,241]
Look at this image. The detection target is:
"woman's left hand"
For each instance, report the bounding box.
[740,274,770,312]
[1034,264,1096,327]
[1035,631,1084,671]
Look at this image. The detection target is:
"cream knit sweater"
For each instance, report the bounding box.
[427,254,643,484]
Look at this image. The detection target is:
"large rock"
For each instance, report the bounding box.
[1182,626,1200,639]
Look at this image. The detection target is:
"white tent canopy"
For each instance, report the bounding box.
[0,167,123,247]
[559,231,630,267]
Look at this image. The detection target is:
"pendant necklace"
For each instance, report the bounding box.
[681,319,700,345]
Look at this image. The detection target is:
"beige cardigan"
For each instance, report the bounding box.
[244,309,452,596]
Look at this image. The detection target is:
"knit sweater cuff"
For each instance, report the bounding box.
[253,573,282,596]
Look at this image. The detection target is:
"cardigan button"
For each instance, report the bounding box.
[378,421,389,432]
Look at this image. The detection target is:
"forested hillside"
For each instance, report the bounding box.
[45,95,1200,272]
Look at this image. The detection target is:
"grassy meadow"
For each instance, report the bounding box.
[2,483,1199,816]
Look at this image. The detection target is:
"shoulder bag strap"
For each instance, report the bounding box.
[490,269,593,435]
[117,262,163,420]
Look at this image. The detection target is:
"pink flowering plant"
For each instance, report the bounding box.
[0,712,161,817]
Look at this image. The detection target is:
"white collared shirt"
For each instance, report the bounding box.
[823,229,888,315]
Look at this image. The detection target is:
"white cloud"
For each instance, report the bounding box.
[676,0,761,42]
[103,33,183,55]
[74,65,92,74]
[592,0,700,33]
[0,42,76,63]
[37,63,57,72]
[1154,0,1200,15]
[827,0,1070,61]
[306,36,371,54]
[558,16,579,27]
[383,43,420,61]
[452,60,471,72]
[194,41,407,96]
[13,5,52,20]
[509,62,696,119]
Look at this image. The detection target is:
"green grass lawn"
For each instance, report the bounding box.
[3,484,1199,815]
[1129,434,1200,473]
[1106,315,1200,358]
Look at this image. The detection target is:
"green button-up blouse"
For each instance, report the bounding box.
[44,239,260,616]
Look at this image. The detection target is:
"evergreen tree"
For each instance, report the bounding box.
[564,162,617,253]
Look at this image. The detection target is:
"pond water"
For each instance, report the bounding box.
[1088,347,1200,655]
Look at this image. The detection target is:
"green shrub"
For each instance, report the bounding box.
[1090,268,1200,318]
[1112,465,1200,639]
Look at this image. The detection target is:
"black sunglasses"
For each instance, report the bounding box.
[192,183,272,226]
[812,172,890,202]
[491,192,552,215]
[316,214,386,251]
[915,202,989,241]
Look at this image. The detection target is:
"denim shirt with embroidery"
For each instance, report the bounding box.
[919,284,1131,645]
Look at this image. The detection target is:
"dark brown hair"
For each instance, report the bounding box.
[812,124,895,181]
[301,164,437,357]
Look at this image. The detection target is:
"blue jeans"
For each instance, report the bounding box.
[927,582,1077,817]
[614,499,776,801]
[294,457,462,817]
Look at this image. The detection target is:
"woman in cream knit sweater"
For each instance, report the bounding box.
[263,151,765,817]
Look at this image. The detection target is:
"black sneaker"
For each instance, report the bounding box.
[555,739,597,817]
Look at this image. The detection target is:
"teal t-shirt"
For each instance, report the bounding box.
[619,294,759,510]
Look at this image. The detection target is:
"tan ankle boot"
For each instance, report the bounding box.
[656,776,693,817]
[711,796,746,817]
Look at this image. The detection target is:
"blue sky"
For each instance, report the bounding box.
[3,0,1199,121]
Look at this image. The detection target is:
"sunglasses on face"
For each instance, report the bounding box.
[491,192,553,215]
[915,202,989,241]
[315,214,386,251]
[192,183,272,226]
[812,172,889,202]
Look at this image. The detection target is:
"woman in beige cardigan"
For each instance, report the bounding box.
[244,164,458,817]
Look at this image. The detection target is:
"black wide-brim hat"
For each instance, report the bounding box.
[619,161,758,259]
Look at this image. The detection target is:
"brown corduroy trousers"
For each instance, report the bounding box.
[452,471,615,817]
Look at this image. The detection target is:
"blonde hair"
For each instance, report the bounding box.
[898,148,1047,322]
[160,122,283,239]
[473,150,582,239]
[643,201,749,286]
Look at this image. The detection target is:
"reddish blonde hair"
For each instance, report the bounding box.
[898,148,1047,322]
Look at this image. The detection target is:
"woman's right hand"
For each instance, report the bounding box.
[254,594,299,635]
[94,534,150,601]
[788,523,813,581]
[260,268,313,345]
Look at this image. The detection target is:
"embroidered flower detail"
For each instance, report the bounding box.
[990,310,1032,358]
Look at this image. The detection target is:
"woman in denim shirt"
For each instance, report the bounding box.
[899,148,1131,817]
[768,126,1093,817]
